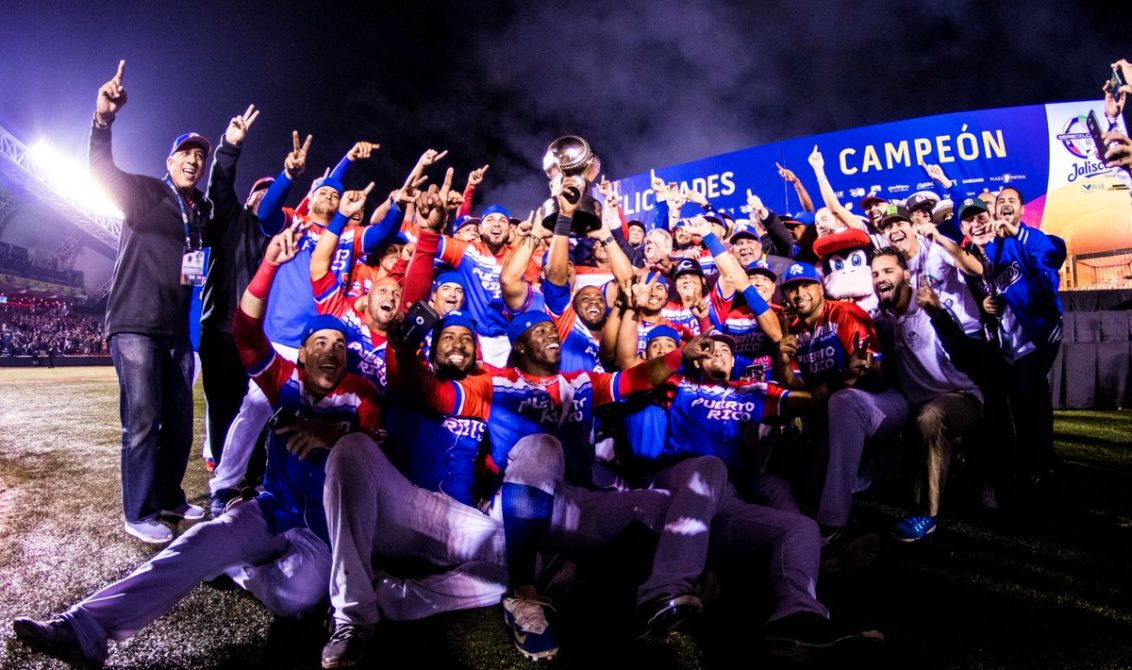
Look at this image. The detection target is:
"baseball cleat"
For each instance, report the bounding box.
[502,586,558,661]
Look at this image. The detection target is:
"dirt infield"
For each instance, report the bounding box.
[1,367,1130,669]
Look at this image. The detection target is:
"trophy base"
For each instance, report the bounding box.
[538,195,603,235]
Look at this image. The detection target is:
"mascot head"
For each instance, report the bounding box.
[813,228,878,316]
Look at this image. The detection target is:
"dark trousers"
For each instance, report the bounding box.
[109,333,194,523]
[198,327,249,468]
[1008,343,1060,477]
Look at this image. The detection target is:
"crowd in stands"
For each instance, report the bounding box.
[11,58,1132,670]
[0,241,84,288]
[0,298,105,357]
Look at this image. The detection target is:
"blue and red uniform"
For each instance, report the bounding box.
[311,271,389,393]
[413,351,681,487]
[789,300,878,388]
[233,307,383,544]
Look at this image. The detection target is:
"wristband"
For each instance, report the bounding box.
[554,213,573,237]
[92,112,114,129]
[327,212,350,237]
[741,285,771,317]
[248,259,280,300]
[598,235,615,246]
[702,232,727,257]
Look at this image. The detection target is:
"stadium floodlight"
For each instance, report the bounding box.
[29,141,124,220]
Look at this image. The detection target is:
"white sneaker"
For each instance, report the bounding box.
[161,503,207,520]
[124,519,174,544]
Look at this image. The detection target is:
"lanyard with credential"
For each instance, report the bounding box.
[164,177,199,249]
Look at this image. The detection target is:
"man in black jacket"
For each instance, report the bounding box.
[199,104,269,473]
[90,59,224,543]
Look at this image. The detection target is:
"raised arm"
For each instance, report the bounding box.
[501,214,541,312]
[89,60,151,216]
[310,182,374,282]
[205,104,260,239]
[257,131,311,234]
[776,162,814,213]
[808,146,866,231]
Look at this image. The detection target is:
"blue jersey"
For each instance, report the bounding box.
[451,366,652,486]
[437,237,511,337]
[312,272,389,393]
[264,223,363,347]
[511,281,604,375]
[235,308,383,544]
[664,376,787,469]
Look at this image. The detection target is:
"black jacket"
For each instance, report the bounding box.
[200,137,268,334]
[90,122,212,338]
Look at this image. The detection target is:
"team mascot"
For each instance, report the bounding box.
[813,228,878,317]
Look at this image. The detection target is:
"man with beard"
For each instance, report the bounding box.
[210,136,379,515]
[615,273,698,366]
[15,230,383,669]
[871,249,983,542]
[321,309,551,668]
[310,184,403,393]
[957,196,1065,487]
[386,304,715,660]
[777,261,908,542]
[620,332,885,659]
[874,205,982,335]
[501,194,634,373]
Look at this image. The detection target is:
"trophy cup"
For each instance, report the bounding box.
[537,135,603,234]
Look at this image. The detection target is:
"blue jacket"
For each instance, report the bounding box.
[985,224,1066,349]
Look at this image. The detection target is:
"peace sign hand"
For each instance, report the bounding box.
[225,104,260,145]
[96,60,127,122]
[284,131,313,179]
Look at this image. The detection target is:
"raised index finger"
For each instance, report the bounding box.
[301,134,313,153]
[292,130,300,152]
[114,59,126,82]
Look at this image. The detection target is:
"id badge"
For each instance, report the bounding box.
[180,247,208,286]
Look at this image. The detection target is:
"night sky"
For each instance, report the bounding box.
[2,0,1131,216]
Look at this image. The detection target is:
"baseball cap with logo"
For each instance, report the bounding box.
[301,314,349,346]
[779,261,822,288]
[904,191,939,214]
[859,193,889,209]
[877,204,912,229]
[646,324,681,347]
[507,310,554,345]
[957,197,989,220]
[745,259,778,282]
[169,132,211,157]
[673,257,704,279]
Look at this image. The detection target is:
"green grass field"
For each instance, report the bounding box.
[0,367,1130,669]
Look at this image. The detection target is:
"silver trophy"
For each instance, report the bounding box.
[537,135,603,234]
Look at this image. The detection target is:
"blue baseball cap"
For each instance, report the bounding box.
[507,310,554,345]
[643,270,669,289]
[646,324,681,347]
[448,215,481,236]
[169,132,211,157]
[480,204,511,221]
[436,309,477,333]
[745,259,778,282]
[432,271,465,292]
[779,261,822,288]
[301,314,350,346]
[792,211,816,226]
[309,176,344,196]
